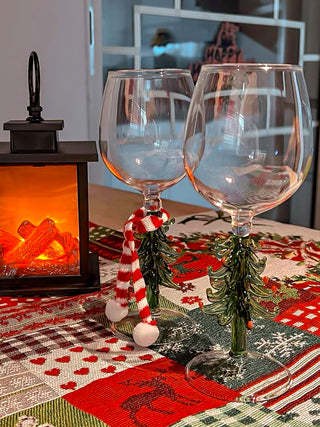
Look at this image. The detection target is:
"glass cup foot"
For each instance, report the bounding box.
[112,308,197,346]
[185,349,292,402]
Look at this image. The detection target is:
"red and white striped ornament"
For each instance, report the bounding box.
[105,207,169,347]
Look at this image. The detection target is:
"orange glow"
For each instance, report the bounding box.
[104,159,123,181]
[0,165,80,276]
[0,165,79,236]
[185,163,195,183]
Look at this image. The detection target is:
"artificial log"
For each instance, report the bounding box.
[4,218,58,264]
[55,232,79,263]
[18,220,61,259]
[0,230,21,254]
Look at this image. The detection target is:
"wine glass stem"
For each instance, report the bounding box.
[231,214,252,237]
[143,189,162,212]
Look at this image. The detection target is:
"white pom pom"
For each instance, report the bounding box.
[105,300,128,322]
[133,322,159,347]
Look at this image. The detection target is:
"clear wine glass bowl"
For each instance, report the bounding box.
[184,63,313,236]
[183,63,313,402]
[100,69,196,345]
[100,68,194,209]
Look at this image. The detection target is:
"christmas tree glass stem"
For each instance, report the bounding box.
[204,213,276,358]
[138,192,179,312]
[142,188,162,311]
[230,314,248,357]
[145,231,160,312]
[230,214,252,356]
[139,224,179,311]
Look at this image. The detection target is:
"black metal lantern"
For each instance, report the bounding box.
[0,52,100,296]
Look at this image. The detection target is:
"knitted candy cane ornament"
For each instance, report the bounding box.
[105,207,169,347]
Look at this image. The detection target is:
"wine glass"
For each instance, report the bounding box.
[184,63,313,402]
[100,69,196,346]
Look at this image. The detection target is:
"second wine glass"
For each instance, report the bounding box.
[100,69,196,346]
[184,63,313,401]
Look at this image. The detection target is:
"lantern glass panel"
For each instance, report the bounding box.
[0,164,80,277]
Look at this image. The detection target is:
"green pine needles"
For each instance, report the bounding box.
[137,219,180,310]
[204,235,278,356]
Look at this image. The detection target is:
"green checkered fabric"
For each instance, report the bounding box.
[170,403,309,427]
[1,397,108,427]
[89,225,117,242]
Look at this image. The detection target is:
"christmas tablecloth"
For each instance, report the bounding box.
[1,211,320,427]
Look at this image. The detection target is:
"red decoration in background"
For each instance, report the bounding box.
[189,22,244,82]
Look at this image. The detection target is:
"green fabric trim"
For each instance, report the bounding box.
[1,397,108,427]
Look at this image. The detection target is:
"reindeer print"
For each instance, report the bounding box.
[120,375,200,427]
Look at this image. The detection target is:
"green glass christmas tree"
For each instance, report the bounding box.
[204,234,278,356]
[137,218,180,310]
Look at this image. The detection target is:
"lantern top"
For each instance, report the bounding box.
[2,51,98,163]
[4,120,63,131]
[3,51,64,153]
[26,51,43,123]
[0,140,97,163]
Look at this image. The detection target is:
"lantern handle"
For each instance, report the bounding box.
[26,51,43,122]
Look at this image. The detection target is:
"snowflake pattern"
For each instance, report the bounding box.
[158,339,191,355]
[179,282,195,293]
[254,331,307,358]
[156,322,204,355]
[208,343,223,352]
[181,296,203,305]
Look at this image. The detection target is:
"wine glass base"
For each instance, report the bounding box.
[112,308,197,346]
[185,349,292,403]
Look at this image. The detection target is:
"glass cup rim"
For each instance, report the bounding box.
[107,68,192,79]
[200,63,302,72]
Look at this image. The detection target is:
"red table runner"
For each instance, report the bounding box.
[0,211,320,426]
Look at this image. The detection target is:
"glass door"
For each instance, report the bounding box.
[95,0,320,228]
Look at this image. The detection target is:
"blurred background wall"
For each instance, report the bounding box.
[1,0,319,227]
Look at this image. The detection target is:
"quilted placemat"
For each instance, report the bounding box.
[1,211,320,426]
